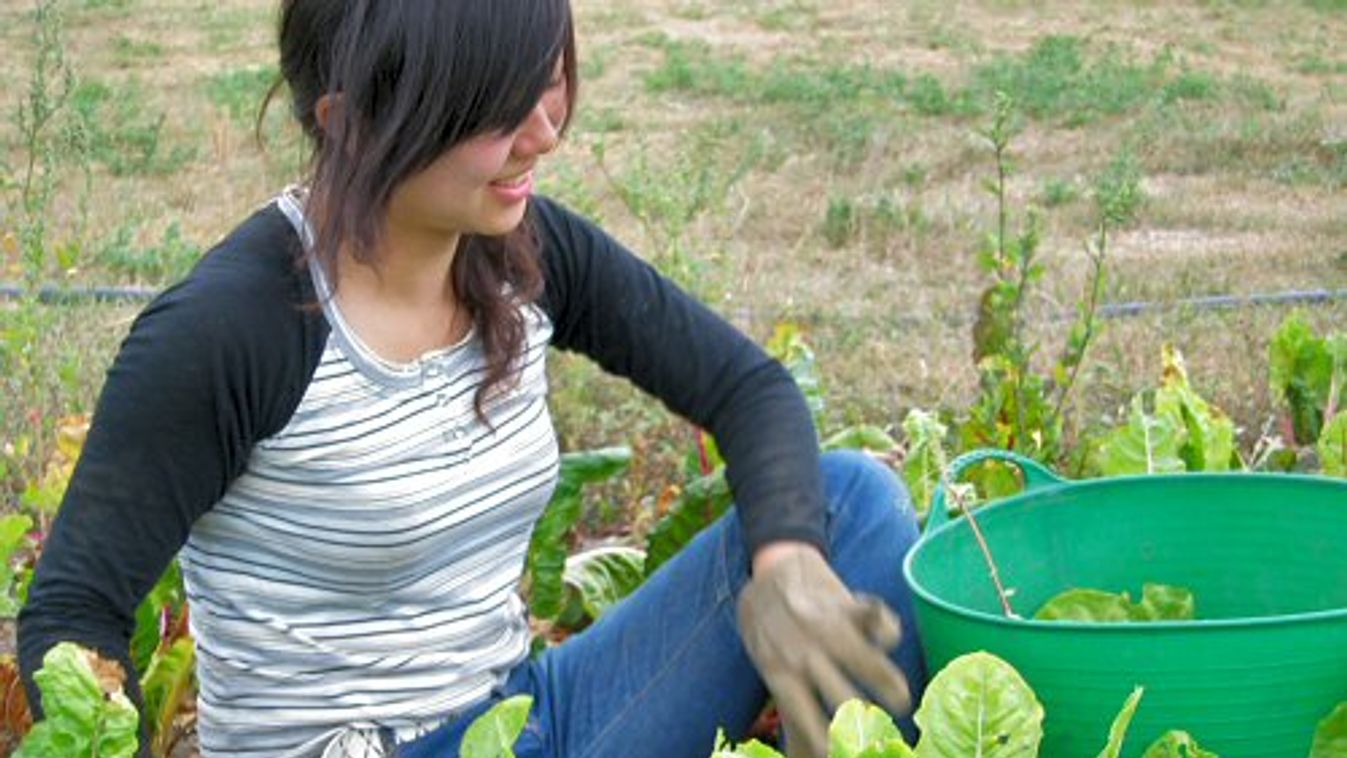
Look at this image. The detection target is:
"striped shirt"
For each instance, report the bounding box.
[179,194,559,755]
[20,192,827,758]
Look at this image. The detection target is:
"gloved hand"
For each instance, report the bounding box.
[736,545,910,758]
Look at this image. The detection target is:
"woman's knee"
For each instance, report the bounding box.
[819,450,919,547]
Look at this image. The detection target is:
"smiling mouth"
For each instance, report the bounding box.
[491,171,532,188]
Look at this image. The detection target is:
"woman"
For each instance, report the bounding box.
[18,2,926,756]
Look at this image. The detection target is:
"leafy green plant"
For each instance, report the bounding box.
[712,700,914,758]
[1319,412,1347,477]
[1035,583,1195,623]
[461,695,533,758]
[524,448,632,621]
[14,643,139,758]
[561,546,646,621]
[1142,731,1218,757]
[899,409,949,518]
[0,514,36,617]
[957,93,1138,498]
[643,470,732,577]
[1093,347,1235,476]
[1268,312,1346,445]
[912,651,1044,756]
[137,638,193,758]
[1097,687,1144,758]
[1312,703,1347,758]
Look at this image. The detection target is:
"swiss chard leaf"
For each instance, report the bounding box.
[1155,346,1235,472]
[139,638,195,758]
[14,643,139,758]
[766,322,826,428]
[1141,730,1219,757]
[130,560,185,674]
[1095,394,1185,476]
[822,425,899,455]
[1035,588,1133,622]
[562,546,646,621]
[830,700,911,758]
[0,514,34,618]
[1036,584,1194,623]
[900,410,949,517]
[461,695,533,758]
[709,730,784,758]
[1311,702,1347,758]
[1318,411,1347,478]
[1268,313,1334,444]
[525,448,631,620]
[1096,687,1144,758]
[643,471,732,577]
[913,651,1043,757]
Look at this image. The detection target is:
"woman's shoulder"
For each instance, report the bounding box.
[133,201,323,357]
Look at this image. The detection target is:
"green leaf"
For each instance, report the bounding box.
[709,729,784,758]
[0,513,34,618]
[525,448,631,619]
[139,637,195,758]
[1135,583,1195,621]
[914,651,1043,757]
[830,700,908,758]
[900,410,948,516]
[1096,394,1186,476]
[1268,312,1333,443]
[1311,702,1347,758]
[131,560,185,673]
[1036,584,1194,623]
[1155,346,1235,472]
[461,695,533,758]
[1140,730,1218,757]
[823,425,899,454]
[15,643,140,758]
[1035,589,1134,622]
[855,741,917,758]
[1318,412,1347,478]
[766,322,825,427]
[1096,687,1144,758]
[562,546,646,620]
[643,471,732,577]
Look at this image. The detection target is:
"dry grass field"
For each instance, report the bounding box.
[2,0,1345,500]
[1,0,1345,753]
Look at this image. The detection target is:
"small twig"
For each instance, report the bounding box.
[940,466,1020,619]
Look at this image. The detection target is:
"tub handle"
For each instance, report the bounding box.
[925,449,1066,535]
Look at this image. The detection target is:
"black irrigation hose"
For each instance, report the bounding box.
[0,283,160,305]
[2,282,1347,320]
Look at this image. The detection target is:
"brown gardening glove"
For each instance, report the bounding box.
[736,546,911,758]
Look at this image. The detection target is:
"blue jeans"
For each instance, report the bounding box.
[397,451,927,758]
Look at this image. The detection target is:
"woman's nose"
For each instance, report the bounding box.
[513,100,560,158]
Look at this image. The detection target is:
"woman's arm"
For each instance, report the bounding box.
[530,195,826,557]
[17,207,324,732]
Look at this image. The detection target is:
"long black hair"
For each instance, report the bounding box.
[266,0,578,416]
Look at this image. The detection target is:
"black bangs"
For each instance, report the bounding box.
[327,0,572,189]
[275,0,570,424]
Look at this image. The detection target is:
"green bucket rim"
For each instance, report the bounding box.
[902,451,1347,632]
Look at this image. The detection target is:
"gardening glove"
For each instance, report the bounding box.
[737,546,911,758]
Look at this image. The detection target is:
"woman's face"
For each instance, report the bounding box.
[386,67,569,244]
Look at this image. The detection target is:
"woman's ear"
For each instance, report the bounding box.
[315,93,339,134]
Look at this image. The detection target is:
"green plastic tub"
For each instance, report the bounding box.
[902,449,1347,757]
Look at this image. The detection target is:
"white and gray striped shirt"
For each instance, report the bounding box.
[180,196,559,756]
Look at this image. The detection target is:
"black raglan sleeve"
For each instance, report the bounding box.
[531,196,826,557]
[16,208,323,737]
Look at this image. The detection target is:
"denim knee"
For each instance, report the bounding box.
[818,450,919,552]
